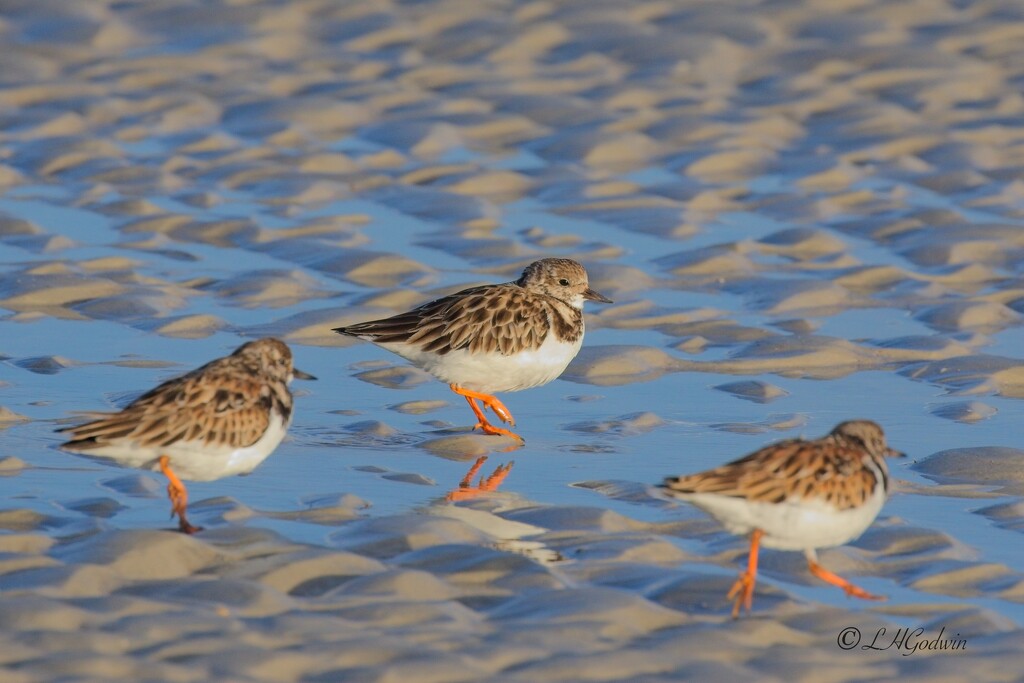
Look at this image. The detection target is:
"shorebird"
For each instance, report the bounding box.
[59,338,314,533]
[659,420,903,617]
[334,258,611,441]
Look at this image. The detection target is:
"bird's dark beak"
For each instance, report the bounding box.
[583,287,613,304]
[293,368,317,381]
[886,447,905,458]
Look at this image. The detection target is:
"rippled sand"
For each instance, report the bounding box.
[2,0,1024,680]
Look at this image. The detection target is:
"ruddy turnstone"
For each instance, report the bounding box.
[333,258,611,441]
[58,338,315,534]
[659,420,903,617]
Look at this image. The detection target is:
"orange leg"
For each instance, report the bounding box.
[445,456,515,502]
[449,384,523,441]
[806,557,886,601]
[158,455,202,534]
[727,529,763,618]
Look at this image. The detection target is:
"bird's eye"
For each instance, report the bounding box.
[558,278,570,286]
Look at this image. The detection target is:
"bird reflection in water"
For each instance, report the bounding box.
[445,456,514,502]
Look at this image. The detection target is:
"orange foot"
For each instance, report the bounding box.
[449,384,524,441]
[727,529,763,618]
[158,455,203,535]
[807,556,886,601]
[445,456,515,502]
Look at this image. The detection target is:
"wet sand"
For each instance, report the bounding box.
[2,0,1024,680]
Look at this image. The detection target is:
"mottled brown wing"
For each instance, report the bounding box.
[335,285,552,356]
[59,366,272,451]
[662,439,879,510]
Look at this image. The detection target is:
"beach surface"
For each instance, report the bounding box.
[2,0,1024,680]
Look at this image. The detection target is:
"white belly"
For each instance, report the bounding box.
[73,412,289,482]
[380,332,583,393]
[679,486,887,551]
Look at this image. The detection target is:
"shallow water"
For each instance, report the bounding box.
[2,0,1024,679]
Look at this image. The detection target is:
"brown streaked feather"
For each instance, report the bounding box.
[662,437,885,511]
[59,353,292,452]
[335,284,583,356]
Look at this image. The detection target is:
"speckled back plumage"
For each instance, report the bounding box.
[334,258,596,356]
[661,420,901,511]
[59,338,297,452]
